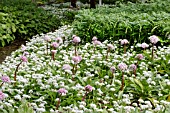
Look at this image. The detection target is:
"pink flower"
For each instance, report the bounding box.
[23,52,29,56]
[85,85,93,93]
[121,39,129,45]
[72,56,82,64]
[55,37,63,44]
[129,64,137,71]
[141,43,149,49]
[62,64,72,71]
[0,91,5,100]
[136,54,144,60]
[21,45,26,51]
[149,35,159,44]
[44,35,51,42]
[118,63,127,71]
[1,75,10,83]
[92,36,97,41]
[21,56,28,62]
[51,42,59,48]
[93,40,102,46]
[107,44,114,50]
[58,88,68,96]
[51,50,57,54]
[110,66,116,73]
[72,35,81,43]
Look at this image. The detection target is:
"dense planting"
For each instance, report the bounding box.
[0,26,170,112]
[41,3,79,25]
[0,0,61,47]
[72,0,170,44]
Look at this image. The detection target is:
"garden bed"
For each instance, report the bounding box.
[0,25,170,113]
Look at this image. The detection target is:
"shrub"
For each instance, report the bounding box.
[0,0,62,47]
[0,12,16,47]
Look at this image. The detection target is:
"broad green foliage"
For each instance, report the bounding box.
[0,0,61,47]
[0,12,16,47]
[72,0,170,44]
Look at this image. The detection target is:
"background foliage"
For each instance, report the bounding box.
[72,0,170,44]
[0,0,61,47]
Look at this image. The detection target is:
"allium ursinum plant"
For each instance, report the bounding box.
[0,75,10,101]
[0,26,169,112]
[72,35,81,56]
[51,50,57,61]
[141,42,149,51]
[72,35,81,80]
[129,64,137,78]
[50,37,63,61]
[110,66,116,85]
[118,63,127,91]
[14,54,28,82]
[1,75,10,87]
[106,44,114,60]
[51,42,59,50]
[56,88,68,110]
[92,36,102,53]
[82,85,93,101]
[149,35,159,60]
[44,35,51,55]
[120,39,129,54]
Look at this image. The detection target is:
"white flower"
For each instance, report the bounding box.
[90,103,96,109]
[14,95,21,100]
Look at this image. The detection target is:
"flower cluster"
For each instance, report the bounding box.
[72,56,82,64]
[149,35,159,44]
[58,88,68,96]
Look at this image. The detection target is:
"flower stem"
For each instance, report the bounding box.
[56,99,60,110]
[124,45,126,54]
[46,43,48,55]
[152,44,154,60]
[134,61,138,78]
[106,49,110,61]
[14,61,22,81]
[52,53,55,61]
[75,44,77,56]
[134,69,136,78]
[82,92,87,101]
[120,72,124,91]
[110,73,115,85]
[93,46,96,54]
[72,64,77,80]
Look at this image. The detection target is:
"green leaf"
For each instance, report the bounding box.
[134,79,144,93]
[12,25,16,32]
[118,90,124,99]
[167,95,170,102]
[75,76,85,86]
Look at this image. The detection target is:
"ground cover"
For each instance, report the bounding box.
[0,25,170,113]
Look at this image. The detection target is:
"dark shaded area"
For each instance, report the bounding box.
[0,40,26,64]
[90,0,96,8]
[71,0,77,8]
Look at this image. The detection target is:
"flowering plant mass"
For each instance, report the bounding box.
[0,26,169,113]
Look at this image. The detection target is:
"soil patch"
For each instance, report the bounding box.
[0,40,26,64]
